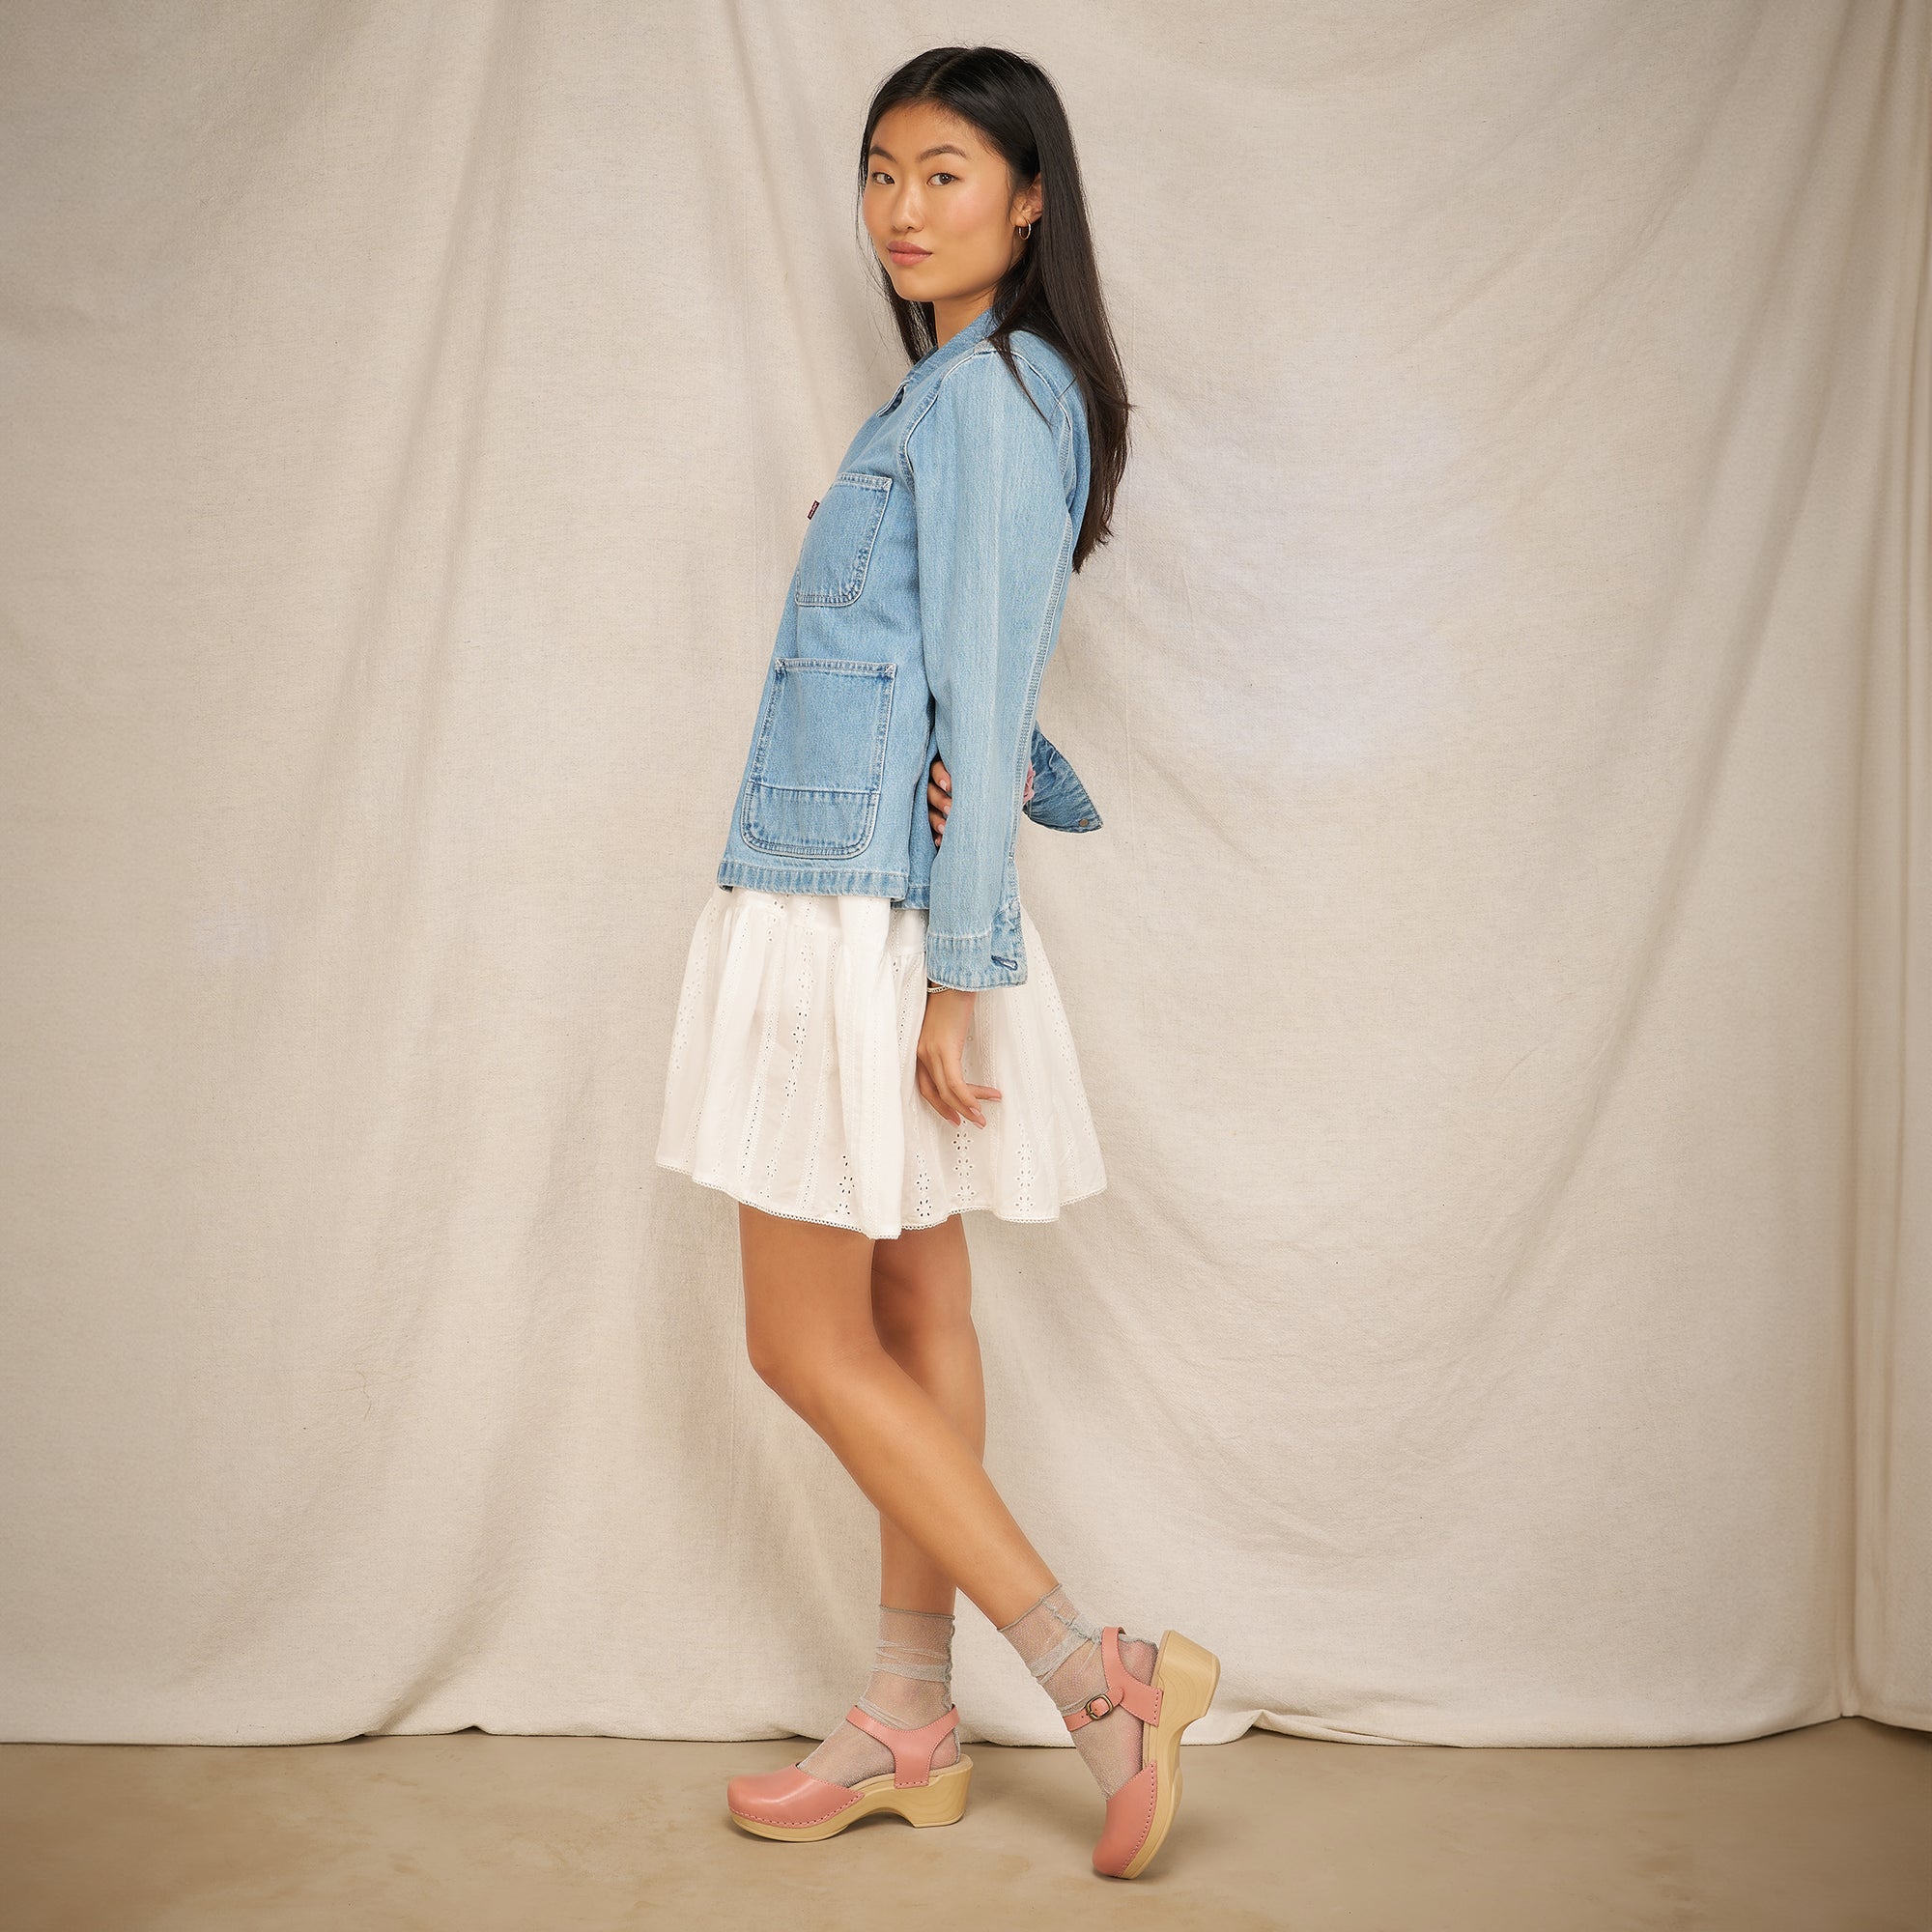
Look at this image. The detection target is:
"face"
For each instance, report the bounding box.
[863,100,1042,341]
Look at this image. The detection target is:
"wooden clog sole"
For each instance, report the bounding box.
[727,1754,974,1841]
[1116,1631,1220,1879]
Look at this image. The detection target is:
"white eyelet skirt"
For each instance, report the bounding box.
[655,884,1106,1239]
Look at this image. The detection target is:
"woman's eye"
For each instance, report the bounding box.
[928,172,956,185]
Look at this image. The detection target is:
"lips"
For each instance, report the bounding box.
[890,245,930,264]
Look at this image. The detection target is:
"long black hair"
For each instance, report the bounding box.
[856,46,1130,573]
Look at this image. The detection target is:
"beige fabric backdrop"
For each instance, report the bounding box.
[2,1,1926,1749]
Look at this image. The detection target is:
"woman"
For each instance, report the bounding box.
[656,46,1218,1881]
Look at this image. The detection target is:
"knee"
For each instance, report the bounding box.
[744,1321,797,1401]
[745,1324,876,1420]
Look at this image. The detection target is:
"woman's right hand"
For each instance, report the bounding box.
[917,985,1001,1128]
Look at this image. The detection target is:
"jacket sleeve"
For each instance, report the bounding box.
[909,352,1073,989]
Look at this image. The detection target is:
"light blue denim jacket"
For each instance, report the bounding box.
[713,303,1102,989]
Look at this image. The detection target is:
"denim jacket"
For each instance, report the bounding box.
[712,303,1102,989]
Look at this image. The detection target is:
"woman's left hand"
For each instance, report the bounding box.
[927,753,952,844]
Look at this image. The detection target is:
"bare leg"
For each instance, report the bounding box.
[737,1201,1055,1628]
[871,1212,985,1611]
[794,1211,984,1781]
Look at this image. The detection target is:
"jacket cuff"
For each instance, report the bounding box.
[924,926,1026,990]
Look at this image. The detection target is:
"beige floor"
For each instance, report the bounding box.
[3,1718,1928,1930]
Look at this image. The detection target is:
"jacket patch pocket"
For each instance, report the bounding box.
[741,657,896,859]
[795,471,893,608]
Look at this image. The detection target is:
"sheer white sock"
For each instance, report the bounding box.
[997,1582,1157,1799]
[795,1604,960,1786]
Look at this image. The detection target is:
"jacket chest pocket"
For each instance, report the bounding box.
[795,471,893,608]
[741,656,897,859]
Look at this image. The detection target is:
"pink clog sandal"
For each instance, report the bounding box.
[725,1703,972,1841]
[1063,1625,1220,1879]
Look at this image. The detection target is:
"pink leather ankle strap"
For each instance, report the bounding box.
[842,1702,961,1787]
[1061,1626,1163,1732]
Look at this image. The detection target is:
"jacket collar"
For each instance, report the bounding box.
[877,306,1002,418]
[895,305,1002,400]
[916,303,1001,372]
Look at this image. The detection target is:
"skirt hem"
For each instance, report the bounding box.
[656,1151,1107,1239]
